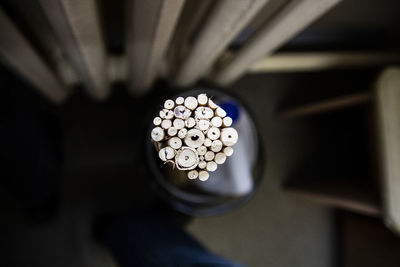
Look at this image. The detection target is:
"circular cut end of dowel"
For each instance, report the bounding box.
[174,106,191,119]
[184,96,198,110]
[198,170,210,181]
[159,146,175,161]
[215,152,226,164]
[167,127,177,136]
[206,161,217,172]
[184,129,205,148]
[197,94,208,105]
[221,127,238,146]
[187,170,199,179]
[175,147,199,170]
[185,117,196,128]
[151,127,164,142]
[164,99,175,110]
[223,146,234,156]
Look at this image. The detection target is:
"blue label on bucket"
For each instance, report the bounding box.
[220,101,240,123]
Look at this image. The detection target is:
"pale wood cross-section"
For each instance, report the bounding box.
[377,67,400,234]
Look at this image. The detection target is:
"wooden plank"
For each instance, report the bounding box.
[213,0,342,85]
[173,0,269,87]
[2,0,64,69]
[283,103,382,217]
[127,0,185,94]
[284,180,382,217]
[279,91,373,119]
[376,67,400,235]
[0,8,67,103]
[2,0,80,86]
[166,0,213,76]
[39,0,109,99]
[250,52,400,72]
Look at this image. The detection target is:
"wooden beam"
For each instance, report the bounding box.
[127,0,185,94]
[286,189,382,217]
[279,91,373,119]
[39,0,109,99]
[166,0,213,76]
[2,0,81,86]
[250,52,400,72]
[0,8,67,103]
[213,0,342,85]
[377,67,400,234]
[284,180,382,217]
[173,0,269,87]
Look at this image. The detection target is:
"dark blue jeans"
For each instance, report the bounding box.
[101,211,244,267]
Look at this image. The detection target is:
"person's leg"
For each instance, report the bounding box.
[98,210,244,267]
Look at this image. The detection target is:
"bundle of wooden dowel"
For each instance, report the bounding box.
[151,94,238,181]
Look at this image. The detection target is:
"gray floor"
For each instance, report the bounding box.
[188,74,333,267]
[0,73,333,267]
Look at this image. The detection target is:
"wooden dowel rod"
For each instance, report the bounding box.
[279,91,373,119]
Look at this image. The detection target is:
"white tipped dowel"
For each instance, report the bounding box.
[161,119,172,129]
[211,116,222,127]
[215,152,227,164]
[223,116,233,127]
[164,99,175,110]
[184,129,205,148]
[223,146,234,156]
[159,146,175,161]
[185,117,196,128]
[198,161,206,169]
[199,155,205,161]
[166,110,174,120]
[206,161,217,172]
[195,107,214,119]
[178,128,187,139]
[168,137,182,149]
[199,170,210,181]
[208,99,218,109]
[204,138,212,147]
[174,106,191,119]
[175,147,199,170]
[221,127,238,146]
[197,119,210,131]
[167,127,177,136]
[175,96,184,105]
[211,140,223,152]
[207,127,221,140]
[159,110,166,119]
[187,170,199,179]
[184,96,198,110]
[173,118,185,129]
[197,146,207,156]
[151,127,165,142]
[216,107,227,118]
[160,109,174,119]
[153,117,162,126]
[197,94,208,105]
[204,151,215,161]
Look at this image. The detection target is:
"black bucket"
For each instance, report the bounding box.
[146,89,264,216]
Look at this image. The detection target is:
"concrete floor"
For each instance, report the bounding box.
[0,73,334,267]
[188,74,333,267]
